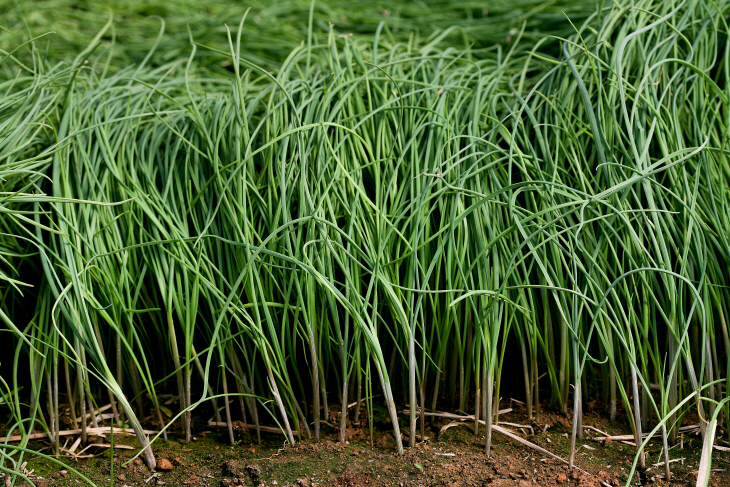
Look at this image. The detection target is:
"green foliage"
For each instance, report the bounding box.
[0,1,729,486]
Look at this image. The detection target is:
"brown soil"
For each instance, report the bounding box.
[6,403,730,487]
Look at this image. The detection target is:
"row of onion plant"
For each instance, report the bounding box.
[1,1,729,486]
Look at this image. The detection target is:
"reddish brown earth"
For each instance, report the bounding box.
[4,402,730,487]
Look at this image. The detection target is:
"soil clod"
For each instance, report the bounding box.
[246,464,262,485]
[223,460,241,476]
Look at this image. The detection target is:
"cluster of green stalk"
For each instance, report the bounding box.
[1,0,729,485]
[0,0,592,74]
